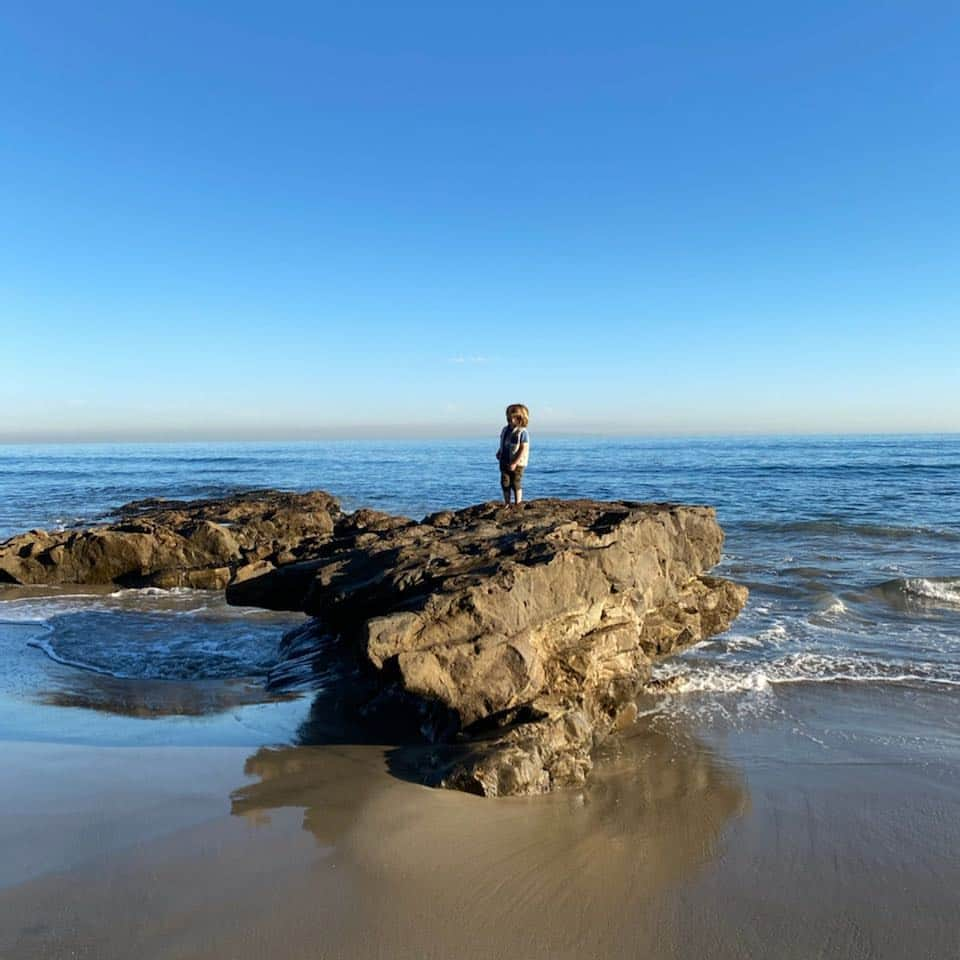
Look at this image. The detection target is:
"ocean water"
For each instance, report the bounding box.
[0,435,958,747]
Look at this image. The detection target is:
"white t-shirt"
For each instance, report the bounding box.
[499,426,530,467]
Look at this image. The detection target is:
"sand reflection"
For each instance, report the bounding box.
[37,673,286,716]
[231,716,747,950]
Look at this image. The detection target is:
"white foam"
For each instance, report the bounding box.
[27,636,118,677]
[0,597,106,621]
[758,623,790,644]
[669,669,773,694]
[722,633,766,651]
[654,651,960,697]
[107,586,199,598]
[902,577,960,606]
[806,596,849,626]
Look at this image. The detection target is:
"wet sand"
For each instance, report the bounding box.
[1,684,958,960]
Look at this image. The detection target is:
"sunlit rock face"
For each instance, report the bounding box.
[228,498,748,797]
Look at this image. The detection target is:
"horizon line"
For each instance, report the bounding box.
[1,427,958,445]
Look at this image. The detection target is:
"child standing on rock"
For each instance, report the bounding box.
[496,404,530,505]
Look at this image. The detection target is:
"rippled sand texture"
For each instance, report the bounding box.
[2,686,958,960]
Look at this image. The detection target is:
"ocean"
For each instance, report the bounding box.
[0,435,958,742]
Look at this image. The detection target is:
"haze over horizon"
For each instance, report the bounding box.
[2,421,958,446]
[3,2,958,441]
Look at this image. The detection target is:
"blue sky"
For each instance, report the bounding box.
[1,1,957,440]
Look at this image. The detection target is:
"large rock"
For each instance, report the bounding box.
[228,499,748,796]
[0,490,341,588]
[1,491,747,796]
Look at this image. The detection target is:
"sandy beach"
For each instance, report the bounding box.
[2,682,957,960]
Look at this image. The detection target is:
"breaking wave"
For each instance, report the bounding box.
[872,577,960,610]
[653,651,960,695]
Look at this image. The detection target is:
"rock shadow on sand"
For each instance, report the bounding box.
[230,712,749,917]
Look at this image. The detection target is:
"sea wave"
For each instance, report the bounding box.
[0,595,112,621]
[806,592,865,628]
[28,610,284,681]
[0,587,299,624]
[816,596,847,618]
[107,586,199,598]
[872,576,960,610]
[899,577,960,605]
[738,519,960,542]
[29,635,118,678]
[653,651,960,695]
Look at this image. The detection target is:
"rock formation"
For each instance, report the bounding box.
[0,491,747,796]
[0,491,341,589]
[227,498,747,796]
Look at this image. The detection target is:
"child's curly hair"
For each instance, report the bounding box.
[505,404,530,427]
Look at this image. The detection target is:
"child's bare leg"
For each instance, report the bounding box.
[515,487,523,504]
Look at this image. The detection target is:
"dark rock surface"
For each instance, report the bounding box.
[0,491,341,589]
[228,498,748,796]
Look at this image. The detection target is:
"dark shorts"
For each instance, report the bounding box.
[500,466,524,491]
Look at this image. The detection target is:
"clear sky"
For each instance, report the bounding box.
[1,1,957,440]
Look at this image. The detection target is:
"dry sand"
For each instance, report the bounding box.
[1,686,958,960]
